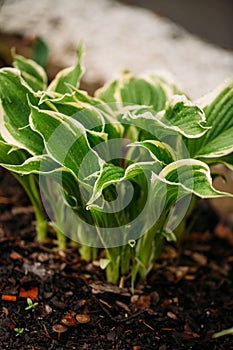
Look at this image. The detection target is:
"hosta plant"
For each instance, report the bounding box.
[0,48,232,286]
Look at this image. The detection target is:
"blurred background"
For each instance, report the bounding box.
[0,0,232,97]
[119,0,233,49]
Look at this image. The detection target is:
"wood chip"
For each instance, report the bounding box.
[115,300,131,313]
[215,222,233,245]
[10,251,23,260]
[61,312,77,327]
[76,314,90,324]
[167,311,178,320]
[90,282,130,296]
[136,295,151,310]
[184,275,196,281]
[19,287,38,300]
[0,196,17,204]
[52,324,68,333]
[45,304,53,314]
[142,320,155,331]
[191,252,207,266]
[11,206,34,215]
[1,294,17,302]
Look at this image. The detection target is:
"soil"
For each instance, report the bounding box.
[0,167,233,350]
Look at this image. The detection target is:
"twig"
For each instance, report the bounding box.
[98,299,145,323]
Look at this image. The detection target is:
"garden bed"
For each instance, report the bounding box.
[0,167,233,350]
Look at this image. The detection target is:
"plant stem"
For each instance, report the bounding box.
[14,174,47,241]
[106,248,120,284]
[79,244,98,261]
[174,195,198,244]
[136,211,167,279]
[120,243,131,276]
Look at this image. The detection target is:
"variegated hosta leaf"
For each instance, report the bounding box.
[121,95,208,142]
[86,160,161,207]
[128,140,175,165]
[0,140,28,165]
[29,101,103,183]
[13,53,47,91]
[40,93,107,134]
[95,70,183,112]
[211,153,233,170]
[38,91,82,116]
[187,79,233,163]
[154,159,232,208]
[159,95,209,138]
[38,90,88,115]
[48,46,84,94]
[86,163,125,205]
[0,150,86,209]
[69,86,124,139]
[87,158,231,223]
[0,154,59,174]
[0,68,44,155]
[39,89,123,140]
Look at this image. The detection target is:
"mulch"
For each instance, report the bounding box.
[0,167,233,350]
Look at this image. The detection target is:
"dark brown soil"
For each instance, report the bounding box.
[0,167,233,350]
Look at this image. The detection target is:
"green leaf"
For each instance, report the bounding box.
[95,79,119,104]
[129,140,175,165]
[29,101,102,184]
[87,163,125,205]
[121,95,208,142]
[13,52,47,91]
[0,140,28,165]
[48,45,84,94]
[160,95,209,138]
[0,150,85,210]
[213,327,233,338]
[156,159,232,203]
[0,154,60,175]
[161,229,177,242]
[96,70,183,112]
[0,68,44,155]
[32,37,49,69]
[100,258,111,269]
[87,160,161,208]
[188,79,233,162]
[213,153,233,170]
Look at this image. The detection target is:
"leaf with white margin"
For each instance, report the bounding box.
[128,140,175,165]
[39,88,123,139]
[159,95,210,138]
[95,70,183,112]
[28,100,103,184]
[13,52,47,91]
[121,95,208,141]
[0,140,28,165]
[86,161,161,207]
[0,154,59,174]
[48,45,84,94]
[0,150,86,210]
[188,79,233,161]
[154,159,232,207]
[0,68,44,155]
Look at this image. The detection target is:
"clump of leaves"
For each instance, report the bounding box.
[0,47,232,285]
